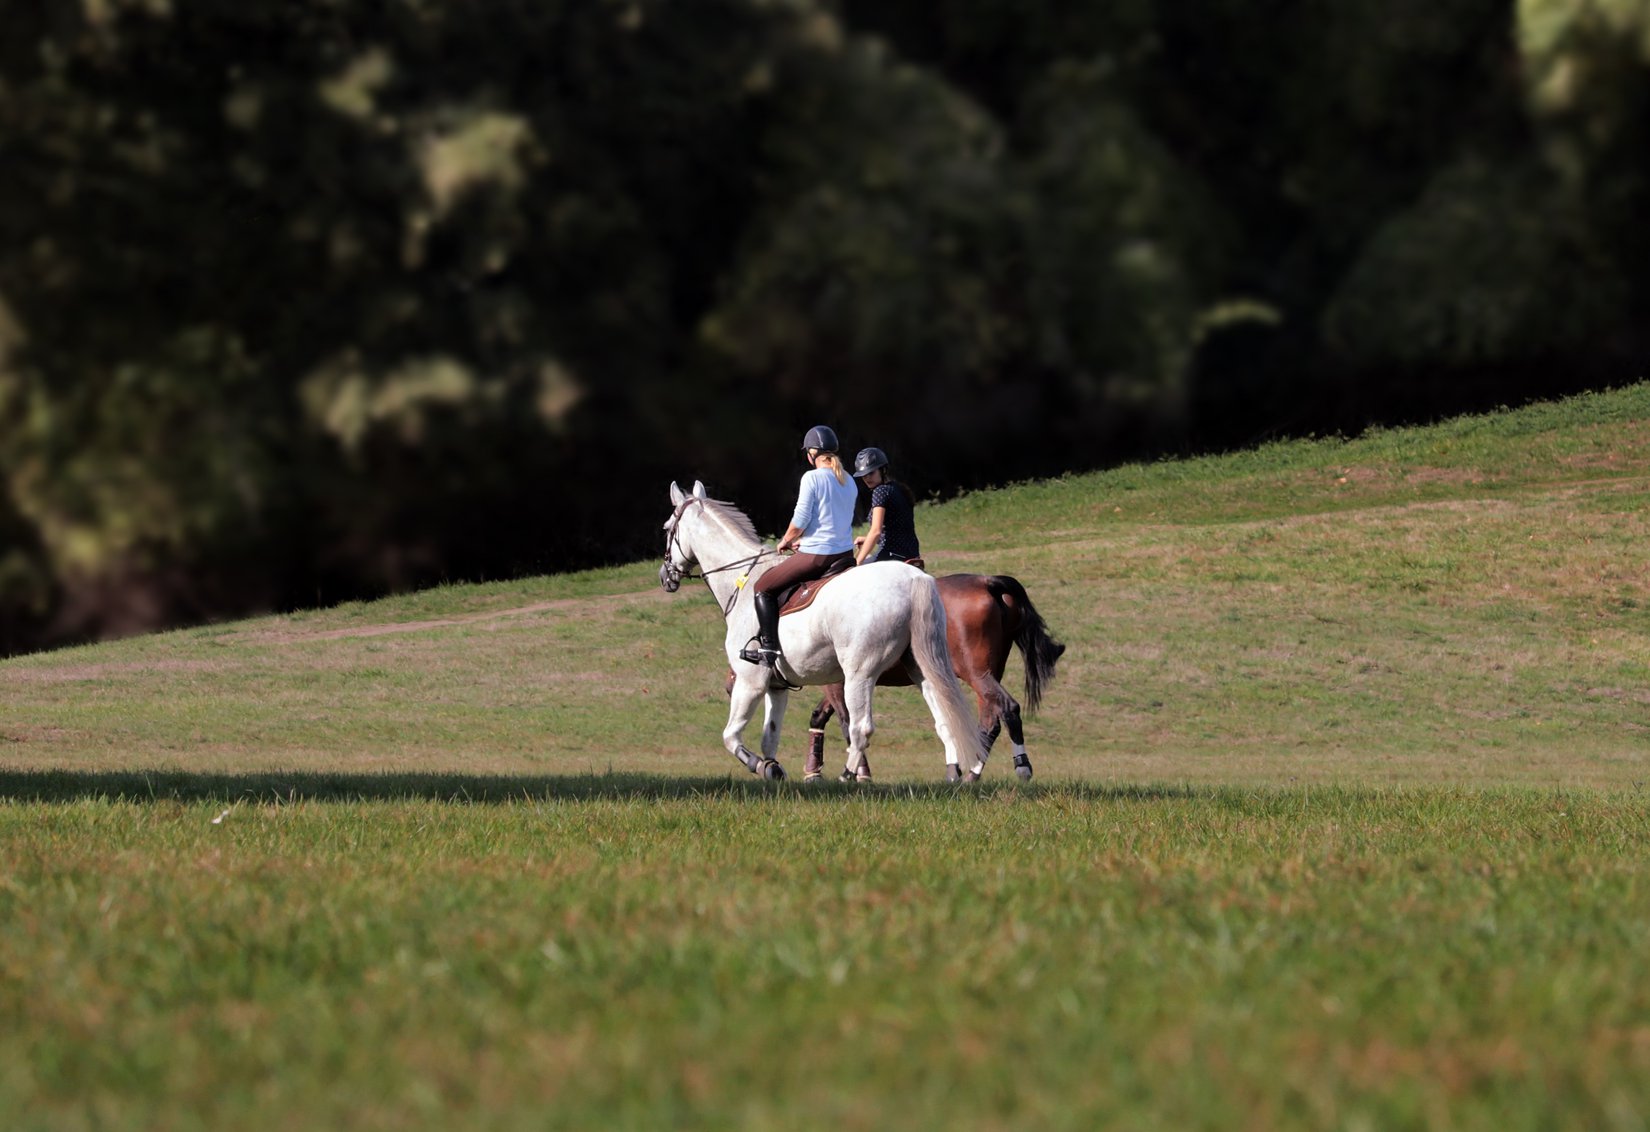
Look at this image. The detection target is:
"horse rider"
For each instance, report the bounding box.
[740,425,858,669]
[852,446,923,569]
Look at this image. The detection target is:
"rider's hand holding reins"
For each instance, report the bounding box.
[775,523,806,555]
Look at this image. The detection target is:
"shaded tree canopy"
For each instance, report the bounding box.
[2,0,1646,652]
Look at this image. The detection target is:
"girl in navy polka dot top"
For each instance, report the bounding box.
[851,447,922,567]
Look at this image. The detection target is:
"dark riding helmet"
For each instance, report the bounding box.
[852,447,888,478]
[801,425,839,453]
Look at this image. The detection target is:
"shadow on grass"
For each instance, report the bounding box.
[0,768,1207,805]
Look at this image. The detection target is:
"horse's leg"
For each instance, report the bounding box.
[915,675,977,782]
[725,679,785,780]
[837,705,870,782]
[806,698,833,782]
[1004,696,1032,780]
[819,685,869,783]
[973,681,1003,753]
[842,677,876,780]
[901,662,964,780]
[760,685,789,763]
[837,699,869,782]
[807,685,845,784]
[961,675,1014,783]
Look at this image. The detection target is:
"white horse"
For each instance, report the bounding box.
[660,480,988,782]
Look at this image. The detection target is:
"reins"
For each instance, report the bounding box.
[664,500,773,617]
[700,549,770,616]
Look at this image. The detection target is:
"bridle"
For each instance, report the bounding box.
[660,498,772,617]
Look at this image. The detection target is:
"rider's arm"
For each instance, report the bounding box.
[855,507,886,565]
[779,471,821,554]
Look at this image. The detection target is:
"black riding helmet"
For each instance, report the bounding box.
[802,425,839,453]
[852,447,888,478]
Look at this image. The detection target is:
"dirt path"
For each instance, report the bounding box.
[244,589,661,644]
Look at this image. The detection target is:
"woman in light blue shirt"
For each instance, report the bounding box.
[740,425,859,669]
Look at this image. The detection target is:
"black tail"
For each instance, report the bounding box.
[987,576,1066,714]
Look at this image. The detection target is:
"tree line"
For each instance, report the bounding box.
[2,0,1645,653]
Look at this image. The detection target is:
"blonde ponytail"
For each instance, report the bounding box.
[821,453,848,486]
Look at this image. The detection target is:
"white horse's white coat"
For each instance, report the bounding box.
[663,481,987,780]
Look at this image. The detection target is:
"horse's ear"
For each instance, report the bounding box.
[692,480,707,500]
[669,482,685,507]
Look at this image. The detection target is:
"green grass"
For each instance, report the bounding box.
[5,787,1650,1130]
[5,384,1650,1128]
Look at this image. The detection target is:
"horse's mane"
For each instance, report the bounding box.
[697,497,762,548]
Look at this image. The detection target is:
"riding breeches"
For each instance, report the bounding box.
[754,550,853,596]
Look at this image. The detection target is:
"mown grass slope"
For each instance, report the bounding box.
[7,383,1648,786]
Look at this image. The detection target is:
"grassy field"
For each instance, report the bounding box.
[4,385,1650,1128]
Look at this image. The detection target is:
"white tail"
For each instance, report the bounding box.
[909,574,988,772]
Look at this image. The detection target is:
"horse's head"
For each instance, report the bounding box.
[660,480,709,592]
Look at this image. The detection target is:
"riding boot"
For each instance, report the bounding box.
[738,591,783,667]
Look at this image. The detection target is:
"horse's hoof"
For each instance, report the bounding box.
[759,758,786,781]
[803,771,823,784]
[945,765,963,783]
[1015,763,1034,781]
[964,770,981,784]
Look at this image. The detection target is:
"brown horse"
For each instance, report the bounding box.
[805,573,1064,783]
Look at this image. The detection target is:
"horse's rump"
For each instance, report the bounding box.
[828,573,1064,704]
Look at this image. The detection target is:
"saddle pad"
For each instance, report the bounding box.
[779,569,845,617]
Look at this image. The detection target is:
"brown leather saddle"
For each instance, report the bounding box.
[777,555,856,617]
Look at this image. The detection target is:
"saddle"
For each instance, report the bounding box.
[776,555,855,617]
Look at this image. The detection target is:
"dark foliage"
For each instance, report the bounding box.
[1,0,1646,652]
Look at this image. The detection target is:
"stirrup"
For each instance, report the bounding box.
[738,639,782,667]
